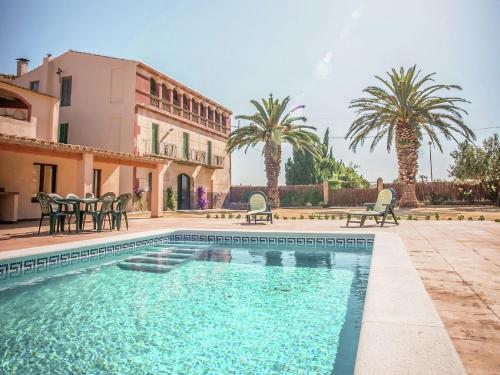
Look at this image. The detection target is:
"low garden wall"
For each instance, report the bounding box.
[229,181,494,207]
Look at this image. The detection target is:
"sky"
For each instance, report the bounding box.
[1,0,499,185]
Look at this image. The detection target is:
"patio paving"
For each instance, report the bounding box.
[0,215,499,374]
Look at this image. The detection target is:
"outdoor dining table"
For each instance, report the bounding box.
[58,197,100,233]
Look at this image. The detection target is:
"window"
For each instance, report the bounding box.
[152,123,159,155]
[31,163,57,201]
[92,169,101,197]
[207,141,212,165]
[30,80,40,92]
[60,76,72,106]
[200,104,206,117]
[208,108,214,121]
[182,132,189,160]
[183,94,189,110]
[58,123,68,144]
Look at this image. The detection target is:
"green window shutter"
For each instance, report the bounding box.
[207,141,212,165]
[183,132,189,160]
[152,124,159,154]
[58,123,68,144]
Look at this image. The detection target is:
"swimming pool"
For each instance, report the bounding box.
[0,231,372,374]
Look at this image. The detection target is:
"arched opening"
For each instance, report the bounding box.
[173,89,179,106]
[200,104,206,118]
[191,98,198,114]
[161,84,168,101]
[150,78,157,96]
[0,87,31,122]
[208,107,214,121]
[177,173,191,210]
[182,94,189,110]
[215,111,221,124]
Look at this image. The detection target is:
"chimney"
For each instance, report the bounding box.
[16,58,29,77]
[43,53,53,65]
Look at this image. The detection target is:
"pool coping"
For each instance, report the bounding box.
[0,228,465,374]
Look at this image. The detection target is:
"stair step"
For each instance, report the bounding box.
[128,256,183,266]
[117,261,173,273]
[164,253,194,259]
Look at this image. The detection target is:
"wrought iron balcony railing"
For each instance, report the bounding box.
[142,140,177,158]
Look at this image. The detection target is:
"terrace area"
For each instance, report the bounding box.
[1,208,499,374]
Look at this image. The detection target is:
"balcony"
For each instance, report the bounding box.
[213,154,225,168]
[190,149,207,164]
[144,93,229,138]
[142,140,177,159]
[141,139,224,168]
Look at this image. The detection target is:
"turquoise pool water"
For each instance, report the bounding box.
[0,242,371,374]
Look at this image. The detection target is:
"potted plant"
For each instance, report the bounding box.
[197,186,209,210]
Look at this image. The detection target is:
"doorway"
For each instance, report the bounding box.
[177,174,191,210]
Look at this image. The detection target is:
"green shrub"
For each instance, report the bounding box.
[407,215,413,220]
[397,216,401,220]
[228,213,233,219]
[457,215,464,220]
[495,218,500,223]
[425,215,430,221]
[332,215,336,220]
[273,213,280,219]
[479,215,485,221]
[413,217,419,221]
[309,214,315,220]
[299,214,304,219]
[166,186,176,211]
[447,217,452,220]
[206,213,211,219]
[283,216,288,220]
[467,216,473,221]
[215,214,219,219]
[430,193,446,205]
[281,191,299,207]
[221,213,226,219]
[236,214,241,219]
[292,216,296,220]
[324,214,329,220]
[435,212,440,220]
[339,215,344,220]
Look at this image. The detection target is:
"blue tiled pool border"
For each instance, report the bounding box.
[0,230,374,282]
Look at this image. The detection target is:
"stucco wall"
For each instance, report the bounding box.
[13,52,136,153]
[135,111,230,208]
[0,151,78,219]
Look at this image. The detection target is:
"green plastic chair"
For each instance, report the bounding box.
[82,192,115,232]
[35,192,70,235]
[346,188,399,227]
[246,191,273,224]
[112,193,132,230]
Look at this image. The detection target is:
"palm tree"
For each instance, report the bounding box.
[227,94,321,208]
[345,66,475,207]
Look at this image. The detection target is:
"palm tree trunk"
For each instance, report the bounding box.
[395,121,419,207]
[264,142,281,208]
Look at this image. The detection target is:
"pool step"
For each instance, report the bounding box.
[117,247,200,273]
[117,261,173,273]
[127,256,184,266]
